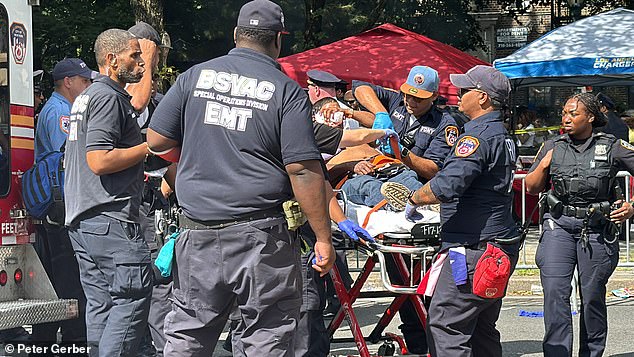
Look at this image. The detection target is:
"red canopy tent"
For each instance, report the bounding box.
[279,23,489,105]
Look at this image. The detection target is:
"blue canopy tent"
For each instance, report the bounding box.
[494,8,634,87]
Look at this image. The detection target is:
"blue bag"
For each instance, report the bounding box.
[21,151,65,223]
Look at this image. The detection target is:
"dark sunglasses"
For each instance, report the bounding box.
[458,87,487,98]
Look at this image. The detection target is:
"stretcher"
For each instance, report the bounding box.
[328,197,441,357]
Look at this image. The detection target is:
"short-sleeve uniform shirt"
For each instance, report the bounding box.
[429,111,520,246]
[64,76,144,226]
[149,48,322,221]
[35,92,72,161]
[351,80,459,174]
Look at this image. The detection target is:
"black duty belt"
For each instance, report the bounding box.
[562,205,591,219]
[178,207,283,230]
[561,204,611,219]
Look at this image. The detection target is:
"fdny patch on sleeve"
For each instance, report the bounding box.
[445,126,459,146]
[620,140,634,151]
[455,136,480,157]
[59,115,70,134]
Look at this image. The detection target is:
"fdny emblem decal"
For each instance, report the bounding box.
[620,140,634,151]
[455,136,479,157]
[10,22,27,65]
[445,126,459,146]
[59,115,70,134]
[413,74,425,85]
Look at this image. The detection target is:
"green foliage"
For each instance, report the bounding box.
[33,0,135,72]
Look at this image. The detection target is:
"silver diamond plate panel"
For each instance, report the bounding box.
[0,245,57,302]
[0,299,79,330]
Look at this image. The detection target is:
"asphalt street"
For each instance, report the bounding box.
[213,295,634,356]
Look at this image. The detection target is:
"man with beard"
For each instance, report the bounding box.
[64,28,152,357]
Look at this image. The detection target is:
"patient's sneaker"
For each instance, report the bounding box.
[380,182,411,211]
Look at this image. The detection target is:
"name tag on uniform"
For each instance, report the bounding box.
[594,144,608,161]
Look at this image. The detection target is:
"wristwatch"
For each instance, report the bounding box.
[401,147,410,158]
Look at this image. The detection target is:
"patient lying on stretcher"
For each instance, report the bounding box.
[327,144,424,211]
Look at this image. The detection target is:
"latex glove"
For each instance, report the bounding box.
[372,112,394,130]
[405,203,423,222]
[338,219,375,243]
[380,128,400,142]
[372,112,395,155]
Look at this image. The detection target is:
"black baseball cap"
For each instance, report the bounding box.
[128,21,171,49]
[450,65,511,104]
[52,58,98,81]
[237,0,288,34]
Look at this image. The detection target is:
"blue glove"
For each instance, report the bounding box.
[372,112,394,130]
[338,219,375,243]
[154,232,180,277]
[380,128,400,142]
[372,112,395,155]
[405,203,423,222]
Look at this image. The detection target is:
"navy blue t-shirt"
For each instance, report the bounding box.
[149,48,322,221]
[351,80,459,171]
[429,111,520,246]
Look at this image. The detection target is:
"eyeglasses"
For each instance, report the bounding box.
[458,87,487,99]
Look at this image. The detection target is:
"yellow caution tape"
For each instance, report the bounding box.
[512,126,561,135]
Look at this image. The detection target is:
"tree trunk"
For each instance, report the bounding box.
[303,0,326,50]
[130,0,170,66]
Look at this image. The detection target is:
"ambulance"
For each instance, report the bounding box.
[0,0,77,330]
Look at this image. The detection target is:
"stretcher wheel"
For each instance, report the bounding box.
[377,341,396,356]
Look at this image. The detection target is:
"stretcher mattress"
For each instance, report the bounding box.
[341,200,441,238]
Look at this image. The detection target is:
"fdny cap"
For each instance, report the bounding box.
[306,69,342,88]
[237,0,288,34]
[52,58,98,81]
[400,66,439,99]
[128,21,171,48]
[450,65,511,104]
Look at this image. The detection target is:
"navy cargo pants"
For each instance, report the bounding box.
[69,214,153,357]
[427,242,520,357]
[536,215,619,357]
[163,216,302,357]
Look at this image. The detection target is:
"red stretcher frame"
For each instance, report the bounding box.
[327,241,436,357]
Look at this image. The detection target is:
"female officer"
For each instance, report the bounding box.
[526,93,634,357]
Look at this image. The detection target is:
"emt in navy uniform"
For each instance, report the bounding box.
[526,93,634,357]
[146,1,335,355]
[32,58,95,345]
[64,29,152,357]
[394,65,520,357]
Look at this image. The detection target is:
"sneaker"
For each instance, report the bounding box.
[380,182,411,211]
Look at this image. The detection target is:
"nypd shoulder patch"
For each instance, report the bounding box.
[620,140,634,151]
[445,125,459,146]
[455,136,480,157]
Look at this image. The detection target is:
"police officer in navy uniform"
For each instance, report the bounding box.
[395,65,520,357]
[526,93,634,357]
[32,58,95,345]
[147,1,335,355]
[65,29,152,356]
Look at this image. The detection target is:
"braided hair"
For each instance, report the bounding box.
[566,93,607,127]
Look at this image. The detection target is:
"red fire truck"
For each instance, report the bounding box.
[0,0,77,330]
